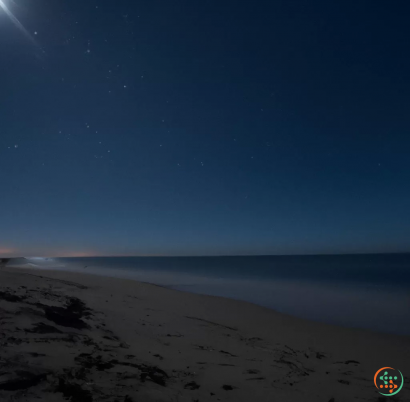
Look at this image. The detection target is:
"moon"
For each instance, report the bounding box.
[0,0,37,45]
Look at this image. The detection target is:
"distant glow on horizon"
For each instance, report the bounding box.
[0,248,99,258]
[0,248,14,255]
[0,0,37,45]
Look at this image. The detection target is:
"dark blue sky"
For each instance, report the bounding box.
[0,0,409,257]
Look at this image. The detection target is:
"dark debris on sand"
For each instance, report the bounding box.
[137,364,169,386]
[184,381,200,390]
[55,378,93,402]
[0,283,173,400]
[222,384,236,390]
[0,291,26,303]
[75,354,116,371]
[26,322,63,334]
[42,298,92,330]
[0,371,48,391]
[74,354,169,387]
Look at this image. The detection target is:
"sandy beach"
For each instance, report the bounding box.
[0,263,409,402]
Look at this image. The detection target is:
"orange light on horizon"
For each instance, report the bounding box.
[0,247,167,258]
[0,248,15,255]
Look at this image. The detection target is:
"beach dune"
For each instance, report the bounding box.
[0,263,409,401]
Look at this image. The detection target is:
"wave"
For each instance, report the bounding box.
[2,257,66,269]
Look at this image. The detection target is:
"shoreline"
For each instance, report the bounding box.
[5,258,410,337]
[9,265,410,340]
[0,265,409,401]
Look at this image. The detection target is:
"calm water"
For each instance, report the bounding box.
[9,254,410,335]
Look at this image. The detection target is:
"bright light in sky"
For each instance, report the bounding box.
[0,0,36,45]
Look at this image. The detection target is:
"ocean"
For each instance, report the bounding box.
[7,254,410,335]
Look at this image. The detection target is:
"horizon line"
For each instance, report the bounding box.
[3,251,410,259]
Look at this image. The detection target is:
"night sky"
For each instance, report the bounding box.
[1,0,409,257]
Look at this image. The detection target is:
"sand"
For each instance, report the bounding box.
[0,263,409,402]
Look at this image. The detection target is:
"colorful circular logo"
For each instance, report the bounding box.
[374,367,404,396]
